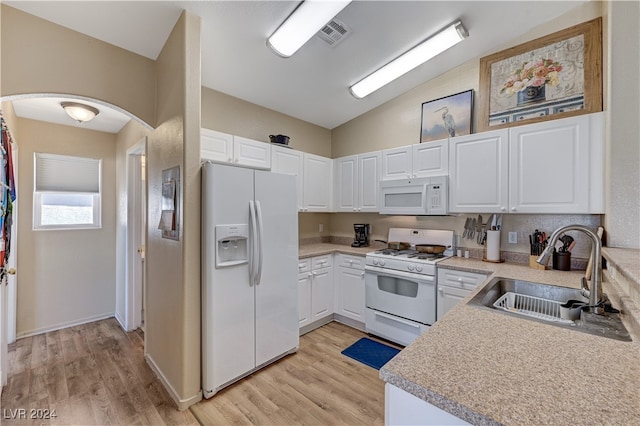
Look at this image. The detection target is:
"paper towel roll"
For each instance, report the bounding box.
[486,230,501,261]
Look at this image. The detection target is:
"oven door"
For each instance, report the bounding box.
[365,265,436,325]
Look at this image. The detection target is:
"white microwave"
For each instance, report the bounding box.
[379,176,448,215]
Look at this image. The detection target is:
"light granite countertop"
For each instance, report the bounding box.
[380,255,640,425]
[298,242,384,259]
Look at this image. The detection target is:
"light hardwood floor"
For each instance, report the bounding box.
[2,319,395,425]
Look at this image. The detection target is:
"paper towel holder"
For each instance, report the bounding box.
[482,229,505,263]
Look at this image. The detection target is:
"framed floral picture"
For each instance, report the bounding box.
[477,17,602,132]
[420,90,473,143]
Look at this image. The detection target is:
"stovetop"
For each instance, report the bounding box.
[371,248,446,261]
[365,228,454,275]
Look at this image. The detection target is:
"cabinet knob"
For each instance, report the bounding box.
[439,287,443,292]
[511,207,516,212]
[360,272,365,277]
[353,208,357,211]
[228,157,232,162]
[501,207,506,211]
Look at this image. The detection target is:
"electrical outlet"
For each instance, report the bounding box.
[508,232,517,244]
[319,224,324,233]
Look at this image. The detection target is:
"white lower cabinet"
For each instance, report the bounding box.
[298,259,312,328]
[436,269,487,321]
[386,384,470,425]
[334,254,366,323]
[299,255,333,331]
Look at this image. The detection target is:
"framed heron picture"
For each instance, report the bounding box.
[420,90,473,143]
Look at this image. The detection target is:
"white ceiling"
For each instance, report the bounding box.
[5,1,587,133]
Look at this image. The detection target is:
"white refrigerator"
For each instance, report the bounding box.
[201,162,299,398]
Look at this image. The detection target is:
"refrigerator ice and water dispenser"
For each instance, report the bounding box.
[215,224,249,267]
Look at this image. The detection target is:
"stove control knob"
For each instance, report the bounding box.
[407,264,414,271]
[379,259,386,266]
[416,265,423,272]
[372,259,379,266]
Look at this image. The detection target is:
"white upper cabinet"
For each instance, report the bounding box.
[334,151,381,212]
[382,139,448,180]
[271,145,304,211]
[201,128,233,163]
[303,153,333,212]
[381,145,413,180]
[449,129,509,213]
[201,129,271,170]
[334,155,358,211]
[412,139,449,177]
[358,151,382,211]
[449,112,605,214]
[233,136,271,169]
[509,115,585,213]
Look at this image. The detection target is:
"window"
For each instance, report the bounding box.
[33,153,102,230]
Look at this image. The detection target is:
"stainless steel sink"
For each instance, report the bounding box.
[468,277,632,342]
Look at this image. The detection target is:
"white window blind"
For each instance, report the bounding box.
[34,153,101,193]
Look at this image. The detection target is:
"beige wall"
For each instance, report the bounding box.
[202,88,332,157]
[330,2,610,256]
[604,0,639,248]
[15,118,116,337]
[1,5,156,127]
[145,11,202,409]
[114,120,151,326]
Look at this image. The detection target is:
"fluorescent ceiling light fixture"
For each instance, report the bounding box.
[350,20,468,99]
[268,0,352,57]
[61,101,100,123]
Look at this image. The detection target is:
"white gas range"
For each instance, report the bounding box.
[365,228,453,346]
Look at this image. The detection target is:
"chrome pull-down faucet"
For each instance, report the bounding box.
[536,225,604,315]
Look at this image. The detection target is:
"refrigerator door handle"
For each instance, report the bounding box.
[248,200,257,286]
[255,200,264,285]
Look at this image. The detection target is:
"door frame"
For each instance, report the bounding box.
[125,138,146,331]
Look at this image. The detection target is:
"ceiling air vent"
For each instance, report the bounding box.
[317,18,351,47]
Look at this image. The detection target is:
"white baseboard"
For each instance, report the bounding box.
[114,311,130,332]
[145,353,202,411]
[333,314,366,332]
[16,312,115,339]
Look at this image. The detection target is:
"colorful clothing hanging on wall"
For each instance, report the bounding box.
[0,113,17,281]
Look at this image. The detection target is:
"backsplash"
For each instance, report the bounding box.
[300,212,603,270]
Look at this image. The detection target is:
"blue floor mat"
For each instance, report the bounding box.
[341,337,400,370]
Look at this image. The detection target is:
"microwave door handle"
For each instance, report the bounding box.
[423,183,430,214]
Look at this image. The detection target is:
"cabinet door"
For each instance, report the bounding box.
[311,268,333,320]
[272,146,304,211]
[413,139,448,177]
[449,129,509,213]
[334,155,358,212]
[335,266,365,322]
[201,128,233,163]
[436,285,470,321]
[233,136,271,170]
[303,153,332,212]
[358,151,381,212]
[381,146,412,180]
[509,115,590,213]
[298,272,312,328]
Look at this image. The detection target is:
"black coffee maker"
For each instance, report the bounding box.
[351,224,370,247]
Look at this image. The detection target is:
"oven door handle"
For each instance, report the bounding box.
[373,310,421,329]
[365,265,435,282]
